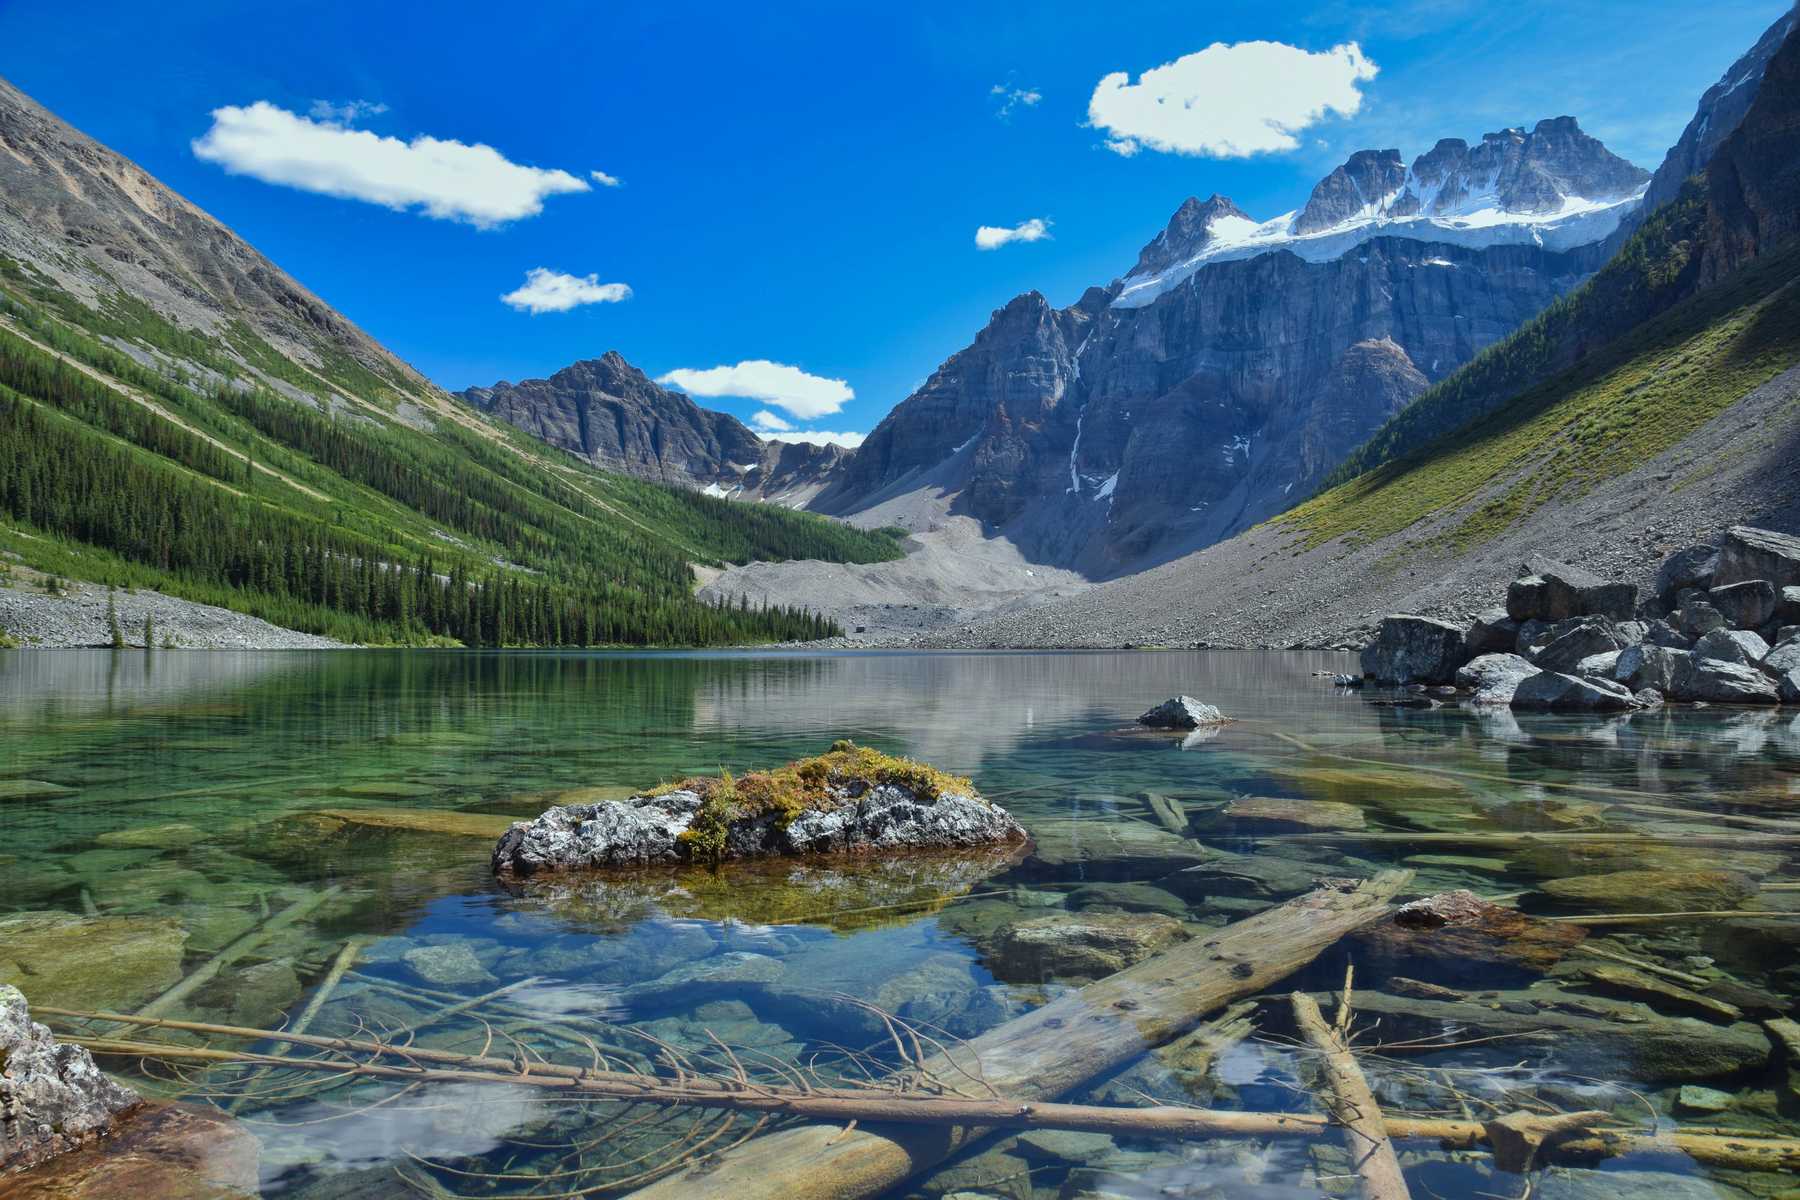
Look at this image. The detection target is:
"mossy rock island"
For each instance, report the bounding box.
[492,742,1027,876]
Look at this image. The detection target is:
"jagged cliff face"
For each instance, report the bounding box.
[1641,5,1799,215]
[814,117,1645,575]
[459,354,842,502]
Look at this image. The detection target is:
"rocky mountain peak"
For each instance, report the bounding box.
[1293,149,1407,234]
[1131,194,1251,276]
[1641,5,1799,213]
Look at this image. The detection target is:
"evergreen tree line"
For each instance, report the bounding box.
[0,384,837,645]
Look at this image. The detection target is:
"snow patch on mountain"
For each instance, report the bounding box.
[1114,190,1642,308]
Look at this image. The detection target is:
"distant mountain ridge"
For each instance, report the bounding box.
[0,74,899,647]
[808,116,1643,575]
[458,354,843,505]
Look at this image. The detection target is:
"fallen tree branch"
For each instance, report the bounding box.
[622,870,1416,1200]
[1292,968,1410,1200]
[51,1028,1800,1174]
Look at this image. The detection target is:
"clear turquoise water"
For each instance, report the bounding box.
[1,649,1796,1199]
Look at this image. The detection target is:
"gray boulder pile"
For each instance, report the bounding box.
[0,984,140,1172]
[1360,526,1800,711]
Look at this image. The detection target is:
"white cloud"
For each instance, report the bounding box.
[1088,41,1377,158]
[500,268,632,314]
[658,360,853,420]
[759,429,866,449]
[308,99,388,123]
[750,410,794,432]
[991,84,1042,120]
[590,169,623,187]
[975,218,1051,250]
[192,101,591,227]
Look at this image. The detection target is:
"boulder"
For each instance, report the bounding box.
[1462,608,1519,656]
[1529,617,1625,672]
[1781,585,1800,625]
[1763,633,1800,675]
[1614,620,1649,646]
[0,1100,259,1200]
[1024,819,1207,879]
[1677,600,1728,639]
[1213,795,1365,832]
[1455,653,1539,706]
[1641,619,1692,649]
[1667,653,1780,704]
[1511,555,1638,620]
[1360,615,1467,684]
[1613,643,1683,693]
[1136,695,1227,729]
[0,913,188,1012]
[1506,576,1557,623]
[492,745,1027,876]
[1514,618,1554,658]
[1539,869,1756,912]
[1775,667,1800,704]
[1353,889,1586,974]
[1575,651,1621,677]
[1510,672,1637,712]
[0,984,140,1172]
[1652,544,1719,611]
[1715,525,1800,590]
[1709,579,1777,629]
[982,912,1187,982]
[1692,628,1770,665]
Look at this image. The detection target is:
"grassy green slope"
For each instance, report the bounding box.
[1323,182,1712,489]
[0,261,901,646]
[1278,233,1800,553]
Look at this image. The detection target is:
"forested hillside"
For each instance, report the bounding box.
[0,261,900,645]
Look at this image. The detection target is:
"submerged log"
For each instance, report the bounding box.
[45,1010,1800,1177]
[623,871,1413,1200]
[1291,971,1411,1200]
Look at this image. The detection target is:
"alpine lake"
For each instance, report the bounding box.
[2,648,1798,1200]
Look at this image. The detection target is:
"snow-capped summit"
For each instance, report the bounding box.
[1114,116,1650,309]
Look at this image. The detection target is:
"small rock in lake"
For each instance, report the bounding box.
[492,742,1026,874]
[1136,695,1228,729]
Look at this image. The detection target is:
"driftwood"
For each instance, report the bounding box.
[623,871,1415,1200]
[132,886,343,1021]
[1291,969,1410,1200]
[46,1010,1800,1176]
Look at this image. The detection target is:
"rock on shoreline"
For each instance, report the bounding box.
[1359,527,1800,711]
[493,743,1027,876]
[0,984,139,1173]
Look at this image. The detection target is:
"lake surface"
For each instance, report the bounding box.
[2,649,1797,1199]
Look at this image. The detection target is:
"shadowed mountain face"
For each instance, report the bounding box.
[811,117,1643,576]
[458,354,844,502]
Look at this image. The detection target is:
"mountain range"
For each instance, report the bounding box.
[0,76,898,646]
[2,5,1797,651]
[466,114,1654,576]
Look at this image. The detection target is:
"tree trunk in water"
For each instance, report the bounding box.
[622,871,1412,1200]
[1290,978,1411,1200]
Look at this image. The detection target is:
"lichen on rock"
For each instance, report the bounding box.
[492,741,1026,876]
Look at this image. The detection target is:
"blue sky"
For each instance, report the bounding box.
[0,0,1787,442]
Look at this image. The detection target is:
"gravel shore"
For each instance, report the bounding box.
[0,581,348,650]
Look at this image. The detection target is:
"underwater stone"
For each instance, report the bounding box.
[0,912,188,1012]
